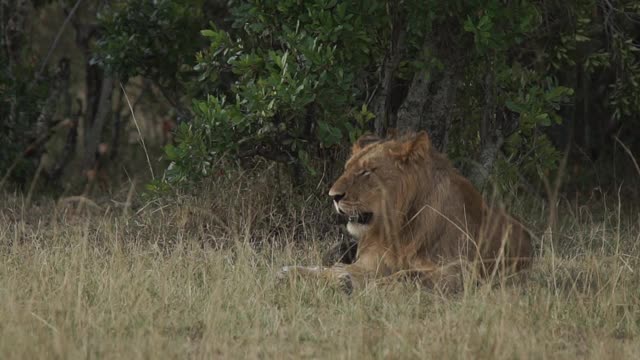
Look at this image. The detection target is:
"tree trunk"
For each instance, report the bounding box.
[395,67,457,153]
[83,76,114,171]
[396,69,430,132]
[372,5,405,137]
[3,0,29,128]
[423,70,456,152]
[468,68,502,190]
[71,7,117,177]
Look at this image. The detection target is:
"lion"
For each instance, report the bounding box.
[279,131,533,292]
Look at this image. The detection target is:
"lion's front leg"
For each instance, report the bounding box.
[374,261,469,293]
[277,263,368,294]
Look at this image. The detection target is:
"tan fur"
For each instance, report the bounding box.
[279,131,533,292]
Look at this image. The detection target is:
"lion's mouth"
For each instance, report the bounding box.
[335,202,373,225]
[344,212,373,225]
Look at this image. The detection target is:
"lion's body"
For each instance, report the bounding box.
[280,131,533,292]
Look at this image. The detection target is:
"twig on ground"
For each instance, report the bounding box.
[614,136,640,177]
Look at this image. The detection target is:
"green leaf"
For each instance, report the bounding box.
[463,16,475,33]
[165,144,178,160]
[505,100,525,113]
[535,113,551,126]
[575,34,590,42]
[201,29,216,37]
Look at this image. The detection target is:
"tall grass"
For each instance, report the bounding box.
[0,172,638,359]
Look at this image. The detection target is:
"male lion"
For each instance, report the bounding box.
[279,131,533,292]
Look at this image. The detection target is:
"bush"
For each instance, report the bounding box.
[94,0,640,190]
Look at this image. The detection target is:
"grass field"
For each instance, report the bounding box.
[1,175,639,359]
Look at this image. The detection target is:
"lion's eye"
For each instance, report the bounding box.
[359,170,372,176]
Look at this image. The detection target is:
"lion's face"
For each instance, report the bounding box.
[329,132,431,238]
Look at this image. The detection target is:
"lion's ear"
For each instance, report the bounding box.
[352,133,381,154]
[392,131,431,162]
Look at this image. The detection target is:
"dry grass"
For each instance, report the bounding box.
[1,172,639,359]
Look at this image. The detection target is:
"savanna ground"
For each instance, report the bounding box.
[1,170,639,359]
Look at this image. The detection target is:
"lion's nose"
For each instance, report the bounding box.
[329,189,345,202]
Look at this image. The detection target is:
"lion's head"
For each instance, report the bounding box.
[328,132,433,239]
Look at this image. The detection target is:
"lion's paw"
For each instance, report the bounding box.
[276,265,295,282]
[336,271,354,295]
[276,265,322,281]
